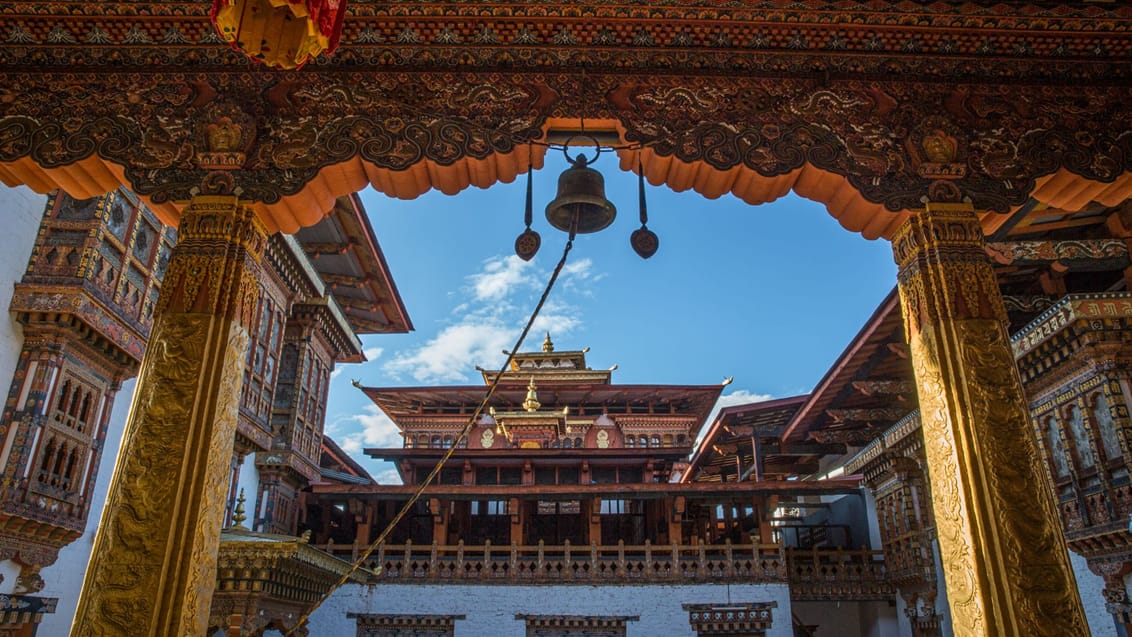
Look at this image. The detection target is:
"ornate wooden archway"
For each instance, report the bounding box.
[1,2,1130,636]
[2,2,1130,236]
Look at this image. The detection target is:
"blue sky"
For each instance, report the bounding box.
[323,150,898,483]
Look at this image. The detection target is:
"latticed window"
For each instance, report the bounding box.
[350,613,463,637]
[241,293,283,419]
[51,373,99,435]
[35,368,100,500]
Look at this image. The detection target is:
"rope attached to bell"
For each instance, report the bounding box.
[283,232,576,636]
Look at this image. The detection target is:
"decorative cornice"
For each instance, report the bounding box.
[1,2,1129,78]
[684,602,775,635]
[0,594,58,628]
[1012,292,1132,359]
[842,410,922,475]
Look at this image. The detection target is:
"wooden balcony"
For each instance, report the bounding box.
[322,540,788,585]
[785,547,895,601]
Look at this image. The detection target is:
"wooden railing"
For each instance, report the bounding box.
[322,540,788,584]
[785,547,895,601]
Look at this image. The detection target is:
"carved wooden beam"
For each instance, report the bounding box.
[887,343,910,360]
[852,380,915,397]
[299,241,354,257]
[1002,294,1060,314]
[809,427,887,446]
[760,460,822,475]
[825,407,908,424]
[985,239,1129,270]
[320,273,372,288]
[769,441,849,456]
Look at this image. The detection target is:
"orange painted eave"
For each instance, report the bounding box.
[0,149,549,233]
[617,148,909,241]
[8,153,1128,241]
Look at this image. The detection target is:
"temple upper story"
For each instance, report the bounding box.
[480,333,611,385]
[358,335,726,455]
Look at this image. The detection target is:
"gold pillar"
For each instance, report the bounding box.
[892,202,1087,636]
[72,196,267,636]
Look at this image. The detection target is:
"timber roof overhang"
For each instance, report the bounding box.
[321,434,375,485]
[780,290,916,447]
[782,243,1132,449]
[294,195,412,335]
[1,2,1130,241]
[685,395,846,483]
[367,447,692,463]
[359,383,725,431]
[310,476,864,500]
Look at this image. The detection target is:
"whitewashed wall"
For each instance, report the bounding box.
[0,186,47,596]
[1072,550,1117,637]
[234,452,260,526]
[0,186,45,414]
[309,583,794,637]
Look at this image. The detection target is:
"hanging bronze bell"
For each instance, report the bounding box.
[545,156,617,234]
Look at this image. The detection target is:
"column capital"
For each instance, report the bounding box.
[155,196,266,330]
[893,204,1006,336]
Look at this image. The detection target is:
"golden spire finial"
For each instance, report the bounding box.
[523,377,541,412]
[231,488,248,530]
[542,332,554,352]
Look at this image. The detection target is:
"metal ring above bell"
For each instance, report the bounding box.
[561,134,602,168]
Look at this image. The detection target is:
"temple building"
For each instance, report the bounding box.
[1,1,1132,636]
[304,334,868,636]
[6,178,1132,635]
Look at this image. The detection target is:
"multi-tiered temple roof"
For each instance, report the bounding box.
[358,334,726,479]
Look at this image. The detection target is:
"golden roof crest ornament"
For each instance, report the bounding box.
[230,488,248,530]
[523,377,541,412]
[542,332,555,352]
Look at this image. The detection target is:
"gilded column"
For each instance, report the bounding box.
[71,196,267,636]
[892,202,1087,636]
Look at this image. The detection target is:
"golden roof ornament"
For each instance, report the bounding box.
[231,488,248,530]
[523,377,541,412]
[542,332,554,352]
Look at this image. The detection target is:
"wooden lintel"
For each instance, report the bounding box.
[310,478,863,499]
[985,239,1128,269]
[761,461,821,474]
[299,240,354,256]
[765,441,848,456]
[321,272,371,288]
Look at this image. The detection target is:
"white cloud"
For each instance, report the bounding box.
[531,312,581,336]
[385,322,516,383]
[328,346,384,382]
[333,404,402,454]
[372,466,403,485]
[470,255,533,302]
[562,258,593,279]
[383,254,594,383]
